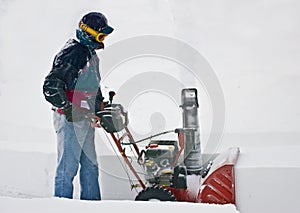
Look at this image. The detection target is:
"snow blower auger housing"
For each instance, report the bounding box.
[95,88,240,205]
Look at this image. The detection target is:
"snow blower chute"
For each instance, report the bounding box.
[94,88,240,204]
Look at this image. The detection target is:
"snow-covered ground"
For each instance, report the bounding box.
[0,197,239,213]
[1,0,300,213]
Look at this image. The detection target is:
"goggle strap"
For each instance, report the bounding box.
[79,22,100,37]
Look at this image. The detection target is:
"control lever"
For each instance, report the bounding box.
[109,91,116,104]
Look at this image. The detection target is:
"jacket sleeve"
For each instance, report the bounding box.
[43,77,68,108]
[43,54,79,108]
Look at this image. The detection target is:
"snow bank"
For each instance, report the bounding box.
[1,146,300,213]
[0,197,239,213]
[0,150,55,198]
[235,146,300,213]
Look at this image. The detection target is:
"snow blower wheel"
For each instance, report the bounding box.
[135,186,176,201]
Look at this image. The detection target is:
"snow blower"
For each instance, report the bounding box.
[94,88,240,204]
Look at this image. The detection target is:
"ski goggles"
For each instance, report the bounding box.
[79,22,109,43]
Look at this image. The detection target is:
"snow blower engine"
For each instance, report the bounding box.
[138,140,179,186]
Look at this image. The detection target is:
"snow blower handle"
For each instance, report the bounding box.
[109,91,116,104]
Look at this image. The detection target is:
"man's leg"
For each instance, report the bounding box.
[53,112,81,198]
[79,124,101,200]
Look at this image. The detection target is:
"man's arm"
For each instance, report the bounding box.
[43,60,78,108]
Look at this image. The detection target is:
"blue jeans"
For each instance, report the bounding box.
[53,112,101,200]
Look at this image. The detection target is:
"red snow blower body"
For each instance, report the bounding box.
[95,88,240,204]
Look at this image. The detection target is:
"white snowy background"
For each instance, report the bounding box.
[1,0,300,213]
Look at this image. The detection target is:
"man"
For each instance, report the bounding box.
[42,12,114,200]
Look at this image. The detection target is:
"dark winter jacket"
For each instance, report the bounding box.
[43,39,103,112]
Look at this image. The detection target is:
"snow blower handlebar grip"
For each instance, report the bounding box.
[109,91,116,104]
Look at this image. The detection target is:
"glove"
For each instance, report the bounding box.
[62,103,86,122]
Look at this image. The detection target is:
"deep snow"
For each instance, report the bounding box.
[1,0,300,213]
